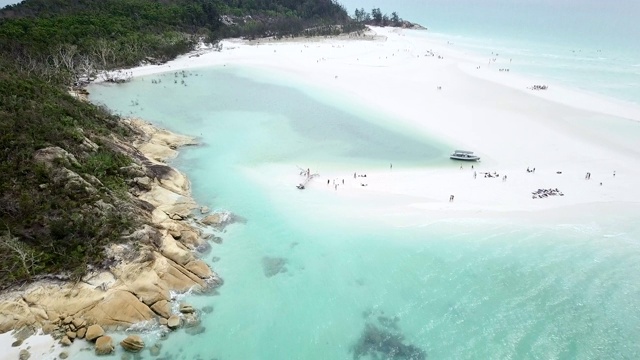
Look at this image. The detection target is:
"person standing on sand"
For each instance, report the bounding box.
[390,163,393,170]
[474,171,477,179]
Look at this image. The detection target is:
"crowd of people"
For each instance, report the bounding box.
[295,163,616,204]
[532,188,564,199]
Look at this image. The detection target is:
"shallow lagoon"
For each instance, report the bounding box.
[88,67,640,359]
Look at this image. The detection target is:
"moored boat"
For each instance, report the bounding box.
[450,150,480,161]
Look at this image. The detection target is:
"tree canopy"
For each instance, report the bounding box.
[352,7,408,27]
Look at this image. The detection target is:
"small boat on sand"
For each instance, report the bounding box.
[450,150,480,161]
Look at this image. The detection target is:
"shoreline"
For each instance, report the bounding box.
[0,119,226,359]
[93,25,640,222]
[4,23,638,357]
[57,24,640,359]
[245,163,640,228]
[99,26,640,121]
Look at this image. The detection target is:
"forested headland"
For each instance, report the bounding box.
[0,0,410,290]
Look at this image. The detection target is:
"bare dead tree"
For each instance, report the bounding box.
[92,38,116,71]
[17,53,40,75]
[55,43,78,77]
[49,51,61,71]
[0,227,40,278]
[76,54,97,83]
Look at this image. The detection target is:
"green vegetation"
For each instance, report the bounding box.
[0,0,364,83]
[353,7,411,28]
[0,65,137,287]
[0,0,365,289]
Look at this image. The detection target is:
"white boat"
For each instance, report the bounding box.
[450,150,480,161]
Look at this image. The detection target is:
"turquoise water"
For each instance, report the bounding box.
[341,0,640,105]
[86,67,640,359]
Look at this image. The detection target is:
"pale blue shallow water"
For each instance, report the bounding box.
[85,65,640,359]
[85,3,640,358]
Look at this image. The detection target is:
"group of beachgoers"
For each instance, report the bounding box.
[296,167,319,189]
[463,164,618,202]
[326,178,346,190]
[532,188,564,199]
[148,70,197,86]
[297,166,375,191]
[296,162,616,203]
[469,164,615,200]
[530,84,548,90]
[479,171,502,179]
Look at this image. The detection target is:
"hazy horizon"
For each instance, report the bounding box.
[0,0,21,8]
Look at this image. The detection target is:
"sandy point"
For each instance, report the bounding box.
[106,26,640,223]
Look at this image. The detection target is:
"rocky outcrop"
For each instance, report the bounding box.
[85,324,105,341]
[149,343,162,356]
[179,303,195,314]
[72,318,86,329]
[33,146,80,169]
[52,167,99,199]
[19,349,30,360]
[167,315,181,330]
[120,334,145,352]
[60,336,72,346]
[0,119,222,352]
[95,336,114,355]
[83,290,155,327]
[200,211,245,229]
[183,313,200,328]
[150,300,171,319]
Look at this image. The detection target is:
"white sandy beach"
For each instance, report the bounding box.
[0,331,60,360]
[108,26,640,222]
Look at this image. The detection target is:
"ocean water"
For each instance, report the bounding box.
[340,0,640,105]
[84,2,640,358]
[85,64,640,360]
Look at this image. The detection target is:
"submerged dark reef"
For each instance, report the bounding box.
[353,312,426,360]
[262,256,288,277]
